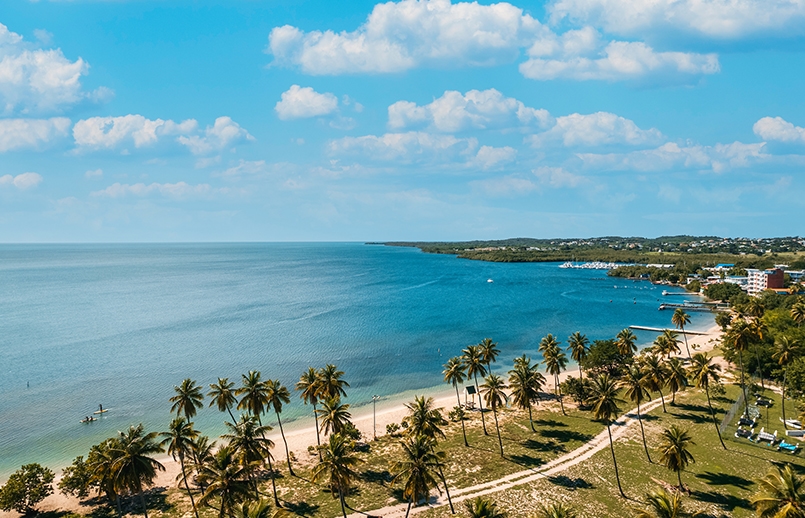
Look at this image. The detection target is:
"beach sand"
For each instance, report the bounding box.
[2,324,723,518]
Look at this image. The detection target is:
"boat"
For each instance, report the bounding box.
[80,416,97,424]
[487,279,493,283]
[93,404,109,415]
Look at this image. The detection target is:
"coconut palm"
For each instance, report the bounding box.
[197,445,252,518]
[774,336,801,429]
[665,357,688,405]
[462,344,489,435]
[264,379,294,476]
[658,426,695,490]
[223,414,274,501]
[671,309,692,359]
[209,378,238,423]
[234,499,284,518]
[170,378,205,422]
[464,496,506,518]
[642,353,669,413]
[540,334,568,415]
[586,374,626,498]
[311,433,363,518]
[160,417,200,518]
[792,299,805,327]
[688,353,727,450]
[634,488,700,518]
[535,502,578,518]
[403,396,447,441]
[443,356,469,446]
[391,435,444,518]
[725,318,756,413]
[568,332,589,380]
[192,435,217,470]
[481,374,508,457]
[296,367,324,458]
[87,438,125,518]
[751,464,805,518]
[110,424,166,518]
[318,364,350,402]
[616,328,638,357]
[508,356,545,432]
[656,330,681,359]
[479,338,501,372]
[619,365,652,463]
[317,397,352,436]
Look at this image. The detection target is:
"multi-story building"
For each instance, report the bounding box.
[746,268,785,295]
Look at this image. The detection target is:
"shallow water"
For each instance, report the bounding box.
[0,243,712,475]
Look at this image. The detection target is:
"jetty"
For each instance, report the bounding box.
[658,301,728,312]
[629,325,708,336]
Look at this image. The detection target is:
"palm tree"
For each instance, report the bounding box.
[464,496,506,518]
[234,499,283,518]
[774,336,801,429]
[296,367,324,459]
[479,338,500,373]
[671,309,692,359]
[318,364,350,402]
[658,426,695,490]
[656,330,681,359]
[265,379,294,476]
[568,332,589,381]
[223,414,274,501]
[87,438,125,518]
[403,396,446,441]
[540,334,568,415]
[317,397,352,436]
[443,357,469,446]
[197,445,252,518]
[634,488,700,518]
[792,299,805,327]
[312,433,363,518]
[688,353,726,450]
[616,328,638,357]
[170,378,205,422]
[535,502,578,518]
[751,465,805,517]
[481,374,508,457]
[642,353,669,413]
[110,424,166,518]
[209,378,238,423]
[665,357,688,405]
[508,356,545,432]
[619,365,652,463]
[462,344,489,435]
[587,374,626,498]
[160,417,200,518]
[391,435,443,518]
[725,318,756,412]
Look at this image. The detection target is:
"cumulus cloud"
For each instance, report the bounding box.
[0,22,106,114]
[85,168,103,179]
[177,117,254,155]
[474,145,517,168]
[0,171,43,189]
[753,116,805,144]
[329,131,478,162]
[275,85,339,120]
[388,89,552,132]
[90,181,214,199]
[216,160,268,178]
[548,0,805,40]
[267,0,545,74]
[473,175,538,196]
[529,111,664,147]
[533,166,586,187]
[0,117,70,152]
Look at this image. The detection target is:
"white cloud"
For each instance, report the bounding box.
[328,131,478,162]
[275,85,339,120]
[548,0,805,40]
[73,115,197,150]
[474,145,517,169]
[267,0,545,74]
[216,160,268,178]
[84,168,103,179]
[177,117,254,155]
[473,175,538,196]
[529,111,664,147]
[0,171,43,189]
[753,116,805,143]
[533,166,586,187]
[90,181,214,199]
[0,117,70,152]
[388,88,552,132]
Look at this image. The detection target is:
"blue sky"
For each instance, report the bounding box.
[1,0,804,242]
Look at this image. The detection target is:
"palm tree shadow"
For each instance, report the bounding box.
[283,500,320,517]
[507,453,544,468]
[695,471,754,490]
[546,474,594,490]
[668,412,709,425]
[690,489,752,511]
[360,469,392,485]
[531,418,568,428]
[539,429,593,442]
[522,438,566,453]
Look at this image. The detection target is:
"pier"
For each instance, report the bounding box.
[658,301,728,312]
[629,325,708,335]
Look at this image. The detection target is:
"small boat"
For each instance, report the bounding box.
[80,416,97,424]
[487,279,493,283]
[93,404,109,415]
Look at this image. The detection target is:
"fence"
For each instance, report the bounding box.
[720,386,746,435]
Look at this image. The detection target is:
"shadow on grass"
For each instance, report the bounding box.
[523,438,566,453]
[507,453,545,468]
[669,412,710,425]
[38,512,71,518]
[531,418,568,428]
[361,469,392,485]
[547,475,594,490]
[691,489,751,511]
[283,500,320,517]
[539,429,593,442]
[695,471,754,490]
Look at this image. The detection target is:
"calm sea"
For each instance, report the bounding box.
[0,243,712,476]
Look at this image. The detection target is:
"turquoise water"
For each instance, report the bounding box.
[0,243,712,475]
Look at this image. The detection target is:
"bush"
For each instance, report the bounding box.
[703,282,744,302]
[560,376,592,405]
[386,422,401,436]
[685,280,701,293]
[307,445,317,456]
[580,339,632,378]
[342,421,362,441]
[58,456,93,499]
[448,406,466,422]
[0,464,55,514]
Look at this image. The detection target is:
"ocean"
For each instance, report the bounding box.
[0,243,713,476]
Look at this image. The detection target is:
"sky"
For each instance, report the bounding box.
[1,0,804,242]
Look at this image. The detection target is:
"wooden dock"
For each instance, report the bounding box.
[629,325,707,335]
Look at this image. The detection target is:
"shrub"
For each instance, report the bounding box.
[386,422,401,436]
[448,406,466,422]
[58,456,93,499]
[342,421,362,441]
[0,464,55,514]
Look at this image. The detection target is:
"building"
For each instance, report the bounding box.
[746,268,785,295]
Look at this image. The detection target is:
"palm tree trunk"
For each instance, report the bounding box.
[671,386,676,405]
[657,388,666,413]
[636,401,652,463]
[606,424,625,498]
[339,493,348,518]
[275,411,295,476]
[256,415,281,507]
[137,483,149,518]
[705,385,727,450]
[312,401,322,461]
[437,465,455,514]
[405,499,412,518]
[114,494,123,518]
[455,384,469,446]
[782,368,788,429]
[555,374,565,415]
[454,384,462,408]
[578,364,583,381]
[677,469,683,491]
[527,402,535,432]
[738,350,749,416]
[226,405,237,424]
[681,326,691,359]
[473,372,488,435]
[492,406,504,457]
[180,455,200,518]
[753,344,766,390]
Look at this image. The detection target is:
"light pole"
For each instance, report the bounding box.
[372,395,380,440]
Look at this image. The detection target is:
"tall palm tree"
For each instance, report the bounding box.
[318,364,350,402]
[110,424,165,518]
[234,499,283,518]
[391,435,443,518]
[656,330,681,359]
[671,309,692,359]
[567,332,589,381]
[223,414,274,502]
[464,497,507,518]
[264,379,294,476]
[536,503,578,518]
[443,357,469,446]
[312,433,363,518]
[87,438,125,518]
[665,357,688,405]
[587,374,626,498]
[316,397,352,436]
[160,417,200,518]
[197,445,252,518]
[192,435,217,471]
[403,396,446,441]
[462,344,489,435]
[508,356,545,432]
[619,365,652,463]
[725,318,756,412]
[479,338,500,374]
[751,465,805,518]
[688,353,726,450]
[616,329,638,357]
[170,378,205,422]
[209,378,238,423]
[634,488,700,518]
[540,334,568,415]
[658,426,695,490]
[642,353,669,413]
[481,374,508,457]
[792,299,805,327]
[774,336,801,429]
[296,367,324,458]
